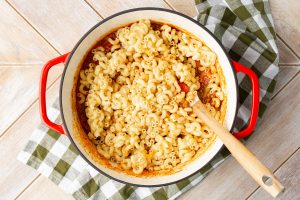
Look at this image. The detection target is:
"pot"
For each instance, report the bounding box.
[39,8,259,186]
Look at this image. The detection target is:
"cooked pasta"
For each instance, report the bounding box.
[75,19,226,175]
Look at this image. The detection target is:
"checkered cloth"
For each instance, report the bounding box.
[18,0,279,199]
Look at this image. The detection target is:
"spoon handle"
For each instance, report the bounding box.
[193,101,284,197]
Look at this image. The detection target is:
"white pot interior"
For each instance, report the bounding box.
[61,8,237,186]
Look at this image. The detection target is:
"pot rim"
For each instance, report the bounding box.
[59,7,239,187]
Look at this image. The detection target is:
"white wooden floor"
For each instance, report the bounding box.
[0,0,299,199]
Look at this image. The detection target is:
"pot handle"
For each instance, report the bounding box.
[232,60,260,139]
[39,53,70,134]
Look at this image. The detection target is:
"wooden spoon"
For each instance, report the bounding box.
[192,101,284,197]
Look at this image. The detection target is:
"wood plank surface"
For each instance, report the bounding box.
[87,0,171,18]
[179,73,300,200]
[17,175,74,200]
[0,65,62,137]
[277,38,300,65]
[0,1,57,64]
[165,0,197,17]
[270,0,300,57]
[248,148,300,200]
[273,67,299,96]
[8,0,101,53]
[0,79,61,200]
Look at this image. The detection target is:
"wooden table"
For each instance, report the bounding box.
[0,0,299,199]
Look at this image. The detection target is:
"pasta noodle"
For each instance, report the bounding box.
[75,19,226,175]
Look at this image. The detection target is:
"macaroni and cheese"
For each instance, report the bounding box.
[75,19,226,175]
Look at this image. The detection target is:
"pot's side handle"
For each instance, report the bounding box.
[232,60,260,139]
[39,53,70,134]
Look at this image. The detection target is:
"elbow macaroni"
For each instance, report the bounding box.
[76,19,226,175]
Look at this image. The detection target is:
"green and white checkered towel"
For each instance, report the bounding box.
[18,0,279,199]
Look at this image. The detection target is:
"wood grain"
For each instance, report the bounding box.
[0,1,57,64]
[8,0,101,53]
[17,176,74,200]
[277,38,300,65]
[248,148,300,200]
[165,0,197,17]
[0,79,61,200]
[0,65,62,137]
[270,0,300,57]
[179,74,300,199]
[87,0,171,18]
[273,67,299,96]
